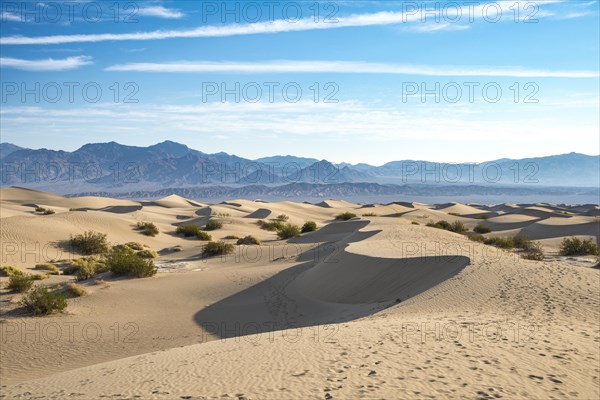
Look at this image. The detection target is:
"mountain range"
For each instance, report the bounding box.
[1,141,598,198]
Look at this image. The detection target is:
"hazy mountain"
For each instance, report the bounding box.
[1,141,598,194]
[255,155,319,169]
[0,143,25,159]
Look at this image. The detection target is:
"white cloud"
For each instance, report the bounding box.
[138,6,184,19]
[1,1,585,46]
[105,60,599,78]
[0,56,93,71]
[1,11,22,22]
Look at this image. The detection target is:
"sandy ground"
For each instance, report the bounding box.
[0,187,598,399]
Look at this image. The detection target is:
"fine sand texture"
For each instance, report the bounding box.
[1,187,598,399]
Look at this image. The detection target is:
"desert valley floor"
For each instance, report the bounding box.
[0,187,598,399]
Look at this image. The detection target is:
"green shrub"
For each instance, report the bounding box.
[137,249,159,259]
[466,232,486,243]
[21,286,67,315]
[257,220,283,231]
[34,263,60,274]
[335,212,357,221]
[448,212,462,217]
[450,221,467,234]
[411,221,420,225]
[112,244,137,255]
[236,235,261,245]
[301,221,318,233]
[0,265,22,277]
[106,248,157,278]
[277,223,301,240]
[484,237,515,249]
[65,283,87,297]
[513,234,533,250]
[223,235,241,240]
[136,221,159,237]
[205,220,223,231]
[75,258,97,281]
[70,231,109,255]
[202,241,234,256]
[276,214,289,222]
[473,224,492,234]
[196,231,212,241]
[35,207,55,215]
[426,220,466,233]
[176,224,201,237]
[362,212,377,217]
[125,242,145,251]
[559,237,600,256]
[474,214,490,220]
[30,274,49,281]
[8,273,34,292]
[521,242,544,261]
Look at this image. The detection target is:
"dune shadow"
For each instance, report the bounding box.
[193,221,470,340]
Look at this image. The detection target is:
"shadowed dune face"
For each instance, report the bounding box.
[245,208,272,219]
[292,252,469,304]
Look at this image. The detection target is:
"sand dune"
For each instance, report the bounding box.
[1,187,598,399]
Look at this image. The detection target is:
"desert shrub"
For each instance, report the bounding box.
[202,241,234,256]
[34,263,60,274]
[125,242,145,251]
[276,214,289,222]
[176,224,201,237]
[301,221,318,233]
[8,274,34,292]
[136,221,159,237]
[137,249,159,259]
[277,223,301,240]
[450,221,467,234]
[21,286,67,315]
[35,207,55,215]
[466,232,486,243]
[236,235,261,245]
[448,212,462,217]
[426,220,465,233]
[65,283,87,297]
[411,221,420,225]
[172,245,183,252]
[31,274,49,281]
[513,234,533,250]
[335,212,357,221]
[484,236,514,249]
[427,220,451,230]
[257,220,283,231]
[0,265,22,277]
[205,220,223,231]
[223,235,241,240]
[112,244,137,255]
[196,231,212,241]
[75,258,97,281]
[474,224,492,234]
[474,214,490,220]
[362,212,377,217]
[559,237,600,256]
[521,241,544,261]
[70,231,109,255]
[105,248,156,278]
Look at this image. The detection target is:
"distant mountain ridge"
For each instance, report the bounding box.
[1,141,598,194]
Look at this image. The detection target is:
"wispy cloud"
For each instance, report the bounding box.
[106,60,599,78]
[1,11,21,22]
[138,6,184,19]
[0,56,93,71]
[0,1,583,45]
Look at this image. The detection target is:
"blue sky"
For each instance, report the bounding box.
[0,0,598,165]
